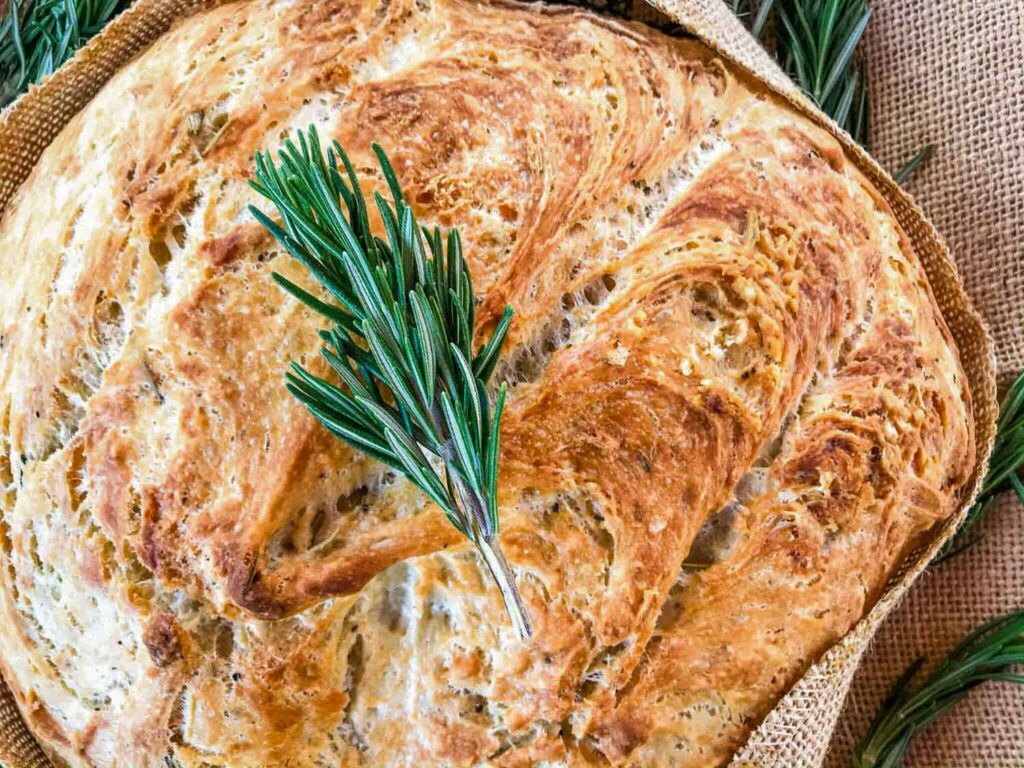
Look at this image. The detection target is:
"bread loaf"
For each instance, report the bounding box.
[0,0,974,765]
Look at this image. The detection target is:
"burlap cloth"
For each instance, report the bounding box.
[0,0,1005,766]
[824,1,1024,765]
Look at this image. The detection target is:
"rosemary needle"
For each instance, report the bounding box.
[249,126,531,639]
[893,144,934,186]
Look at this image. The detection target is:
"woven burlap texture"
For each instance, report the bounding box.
[0,1,999,767]
[825,0,1024,766]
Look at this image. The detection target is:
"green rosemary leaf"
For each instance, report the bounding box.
[789,2,818,68]
[778,9,813,89]
[439,390,479,486]
[752,0,776,37]
[486,384,508,532]
[816,0,843,87]
[271,272,357,329]
[820,5,869,105]
[474,305,514,383]
[409,291,438,405]
[7,4,27,80]
[830,67,860,134]
[452,345,485,458]
[854,611,1024,768]
[851,66,870,146]
[371,141,406,205]
[1011,471,1024,502]
[251,126,531,638]
[892,145,933,185]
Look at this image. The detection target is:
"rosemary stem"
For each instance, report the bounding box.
[428,397,531,639]
[447,467,532,639]
[474,531,533,640]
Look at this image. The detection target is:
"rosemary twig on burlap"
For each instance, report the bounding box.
[0,0,123,108]
[855,610,1024,768]
[854,368,1024,764]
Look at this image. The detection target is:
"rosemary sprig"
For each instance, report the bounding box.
[854,610,1024,768]
[934,369,1024,564]
[0,0,123,109]
[772,0,871,144]
[776,0,871,144]
[732,0,870,145]
[855,369,1024,763]
[248,126,532,639]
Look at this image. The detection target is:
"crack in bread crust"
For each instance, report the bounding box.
[0,0,973,766]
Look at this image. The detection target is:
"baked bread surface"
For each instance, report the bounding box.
[0,0,973,766]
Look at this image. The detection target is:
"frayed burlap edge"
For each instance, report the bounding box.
[0,1,997,767]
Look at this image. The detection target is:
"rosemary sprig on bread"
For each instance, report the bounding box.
[248,126,531,639]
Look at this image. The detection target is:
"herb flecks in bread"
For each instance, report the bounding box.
[249,127,529,638]
[0,0,972,766]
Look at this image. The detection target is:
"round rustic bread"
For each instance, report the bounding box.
[0,0,974,766]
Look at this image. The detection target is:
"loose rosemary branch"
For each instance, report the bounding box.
[854,611,1024,768]
[0,0,123,108]
[249,126,532,639]
[934,369,1024,564]
[735,0,871,145]
[854,370,1024,764]
[776,0,871,145]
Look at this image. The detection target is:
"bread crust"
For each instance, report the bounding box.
[0,0,973,765]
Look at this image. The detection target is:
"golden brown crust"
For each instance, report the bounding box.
[0,0,972,766]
